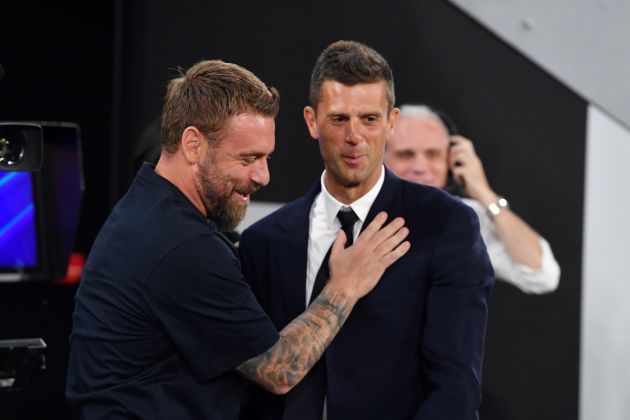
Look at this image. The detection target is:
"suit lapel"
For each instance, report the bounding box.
[275,181,321,322]
[274,170,401,323]
[361,168,402,232]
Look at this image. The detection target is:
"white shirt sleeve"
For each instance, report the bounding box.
[462,198,561,294]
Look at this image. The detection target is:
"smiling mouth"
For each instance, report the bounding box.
[235,191,250,202]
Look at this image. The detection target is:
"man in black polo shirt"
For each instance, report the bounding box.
[66,60,409,419]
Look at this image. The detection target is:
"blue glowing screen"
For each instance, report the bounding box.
[0,172,38,269]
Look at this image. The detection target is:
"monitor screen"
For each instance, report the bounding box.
[0,171,39,270]
[0,122,83,282]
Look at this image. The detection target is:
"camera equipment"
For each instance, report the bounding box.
[0,338,47,392]
[0,122,83,282]
[0,123,44,172]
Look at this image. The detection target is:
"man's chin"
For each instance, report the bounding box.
[339,172,368,188]
[228,203,248,230]
[335,163,383,188]
[205,201,248,233]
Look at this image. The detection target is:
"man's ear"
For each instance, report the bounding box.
[386,107,400,140]
[180,126,203,164]
[303,106,319,141]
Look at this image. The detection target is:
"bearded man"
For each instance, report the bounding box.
[65,60,409,420]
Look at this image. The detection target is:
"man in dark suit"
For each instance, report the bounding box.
[239,41,494,420]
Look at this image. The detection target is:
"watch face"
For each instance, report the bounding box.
[487,197,508,217]
[488,202,501,216]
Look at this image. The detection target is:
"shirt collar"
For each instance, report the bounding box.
[319,165,385,226]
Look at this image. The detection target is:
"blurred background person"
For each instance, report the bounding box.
[385,104,560,294]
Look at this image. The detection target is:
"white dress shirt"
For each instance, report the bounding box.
[305,166,385,306]
[462,197,560,294]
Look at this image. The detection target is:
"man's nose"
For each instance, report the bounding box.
[251,158,270,187]
[411,154,428,173]
[346,119,362,145]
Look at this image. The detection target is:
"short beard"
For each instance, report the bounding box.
[196,153,249,233]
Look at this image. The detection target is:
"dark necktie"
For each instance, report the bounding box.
[336,206,359,248]
[309,207,359,304]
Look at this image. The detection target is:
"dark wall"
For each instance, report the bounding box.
[0,2,115,419]
[0,2,115,253]
[118,2,584,419]
[1,1,584,419]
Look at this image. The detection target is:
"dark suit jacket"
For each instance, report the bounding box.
[239,169,494,420]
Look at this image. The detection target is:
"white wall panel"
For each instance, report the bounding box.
[448,0,630,129]
[237,201,283,233]
[581,105,630,420]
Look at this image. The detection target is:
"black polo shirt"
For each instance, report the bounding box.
[66,164,279,419]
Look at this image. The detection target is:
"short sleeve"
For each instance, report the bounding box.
[143,234,279,381]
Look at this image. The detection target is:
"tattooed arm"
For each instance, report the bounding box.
[236,285,353,394]
[237,212,410,394]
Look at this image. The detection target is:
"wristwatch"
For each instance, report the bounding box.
[487,196,509,218]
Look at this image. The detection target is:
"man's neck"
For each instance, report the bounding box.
[155,154,207,217]
[323,166,383,205]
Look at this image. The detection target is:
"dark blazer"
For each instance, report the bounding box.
[239,169,494,420]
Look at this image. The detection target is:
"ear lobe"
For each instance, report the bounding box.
[303,106,319,140]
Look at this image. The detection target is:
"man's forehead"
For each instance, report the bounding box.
[226,112,274,128]
[218,113,275,149]
[398,116,449,144]
[317,79,388,110]
[398,116,448,138]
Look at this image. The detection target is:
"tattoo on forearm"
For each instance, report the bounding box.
[236,287,353,393]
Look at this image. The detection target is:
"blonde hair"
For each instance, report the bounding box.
[161,60,279,154]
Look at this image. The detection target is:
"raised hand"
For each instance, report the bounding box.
[327,211,410,301]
